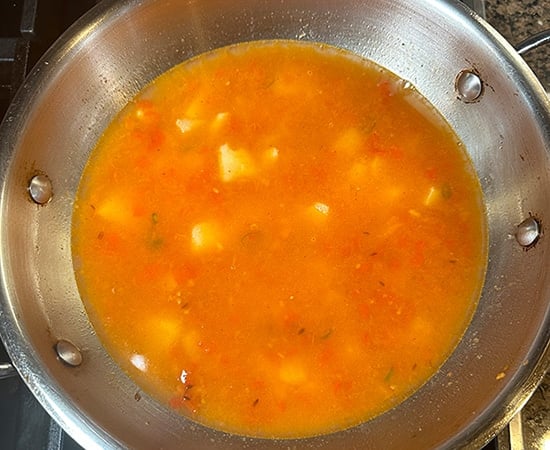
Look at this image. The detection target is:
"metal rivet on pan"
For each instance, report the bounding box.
[55,339,83,367]
[515,216,541,248]
[455,70,483,102]
[28,174,53,204]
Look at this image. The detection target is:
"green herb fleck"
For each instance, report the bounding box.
[320,328,333,340]
[150,237,164,249]
[441,183,452,199]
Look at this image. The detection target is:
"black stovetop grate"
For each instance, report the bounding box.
[0,0,34,114]
[0,0,100,117]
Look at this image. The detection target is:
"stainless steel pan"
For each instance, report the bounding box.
[0,0,549,448]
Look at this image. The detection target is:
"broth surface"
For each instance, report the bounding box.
[72,41,487,438]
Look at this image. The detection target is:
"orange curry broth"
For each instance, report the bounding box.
[72,41,487,438]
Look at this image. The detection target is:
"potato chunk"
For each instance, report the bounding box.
[218,143,256,182]
[96,194,132,224]
[176,118,202,134]
[305,202,330,223]
[191,221,224,251]
[279,361,307,385]
[211,112,229,131]
[424,186,441,206]
[334,127,364,157]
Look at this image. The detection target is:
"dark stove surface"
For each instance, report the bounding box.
[0,1,547,449]
[0,345,80,450]
[0,0,99,112]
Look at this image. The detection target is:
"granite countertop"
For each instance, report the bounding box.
[485,0,549,90]
[483,1,549,448]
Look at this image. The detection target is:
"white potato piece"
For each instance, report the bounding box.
[95,194,133,224]
[424,186,441,206]
[185,95,207,119]
[334,127,364,157]
[211,112,229,131]
[305,202,331,223]
[218,143,256,182]
[313,202,330,216]
[191,221,224,251]
[176,118,202,134]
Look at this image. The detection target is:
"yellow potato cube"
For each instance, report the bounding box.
[191,221,223,251]
[279,361,307,385]
[424,186,441,206]
[211,112,229,131]
[176,118,202,134]
[145,316,182,355]
[313,202,330,216]
[218,144,256,182]
[96,194,132,224]
[334,127,364,157]
[305,202,330,223]
[185,95,207,119]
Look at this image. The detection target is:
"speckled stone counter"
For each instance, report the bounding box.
[483,1,549,448]
[485,0,549,90]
